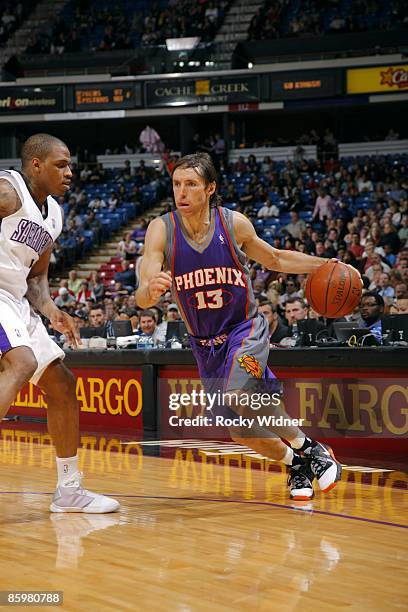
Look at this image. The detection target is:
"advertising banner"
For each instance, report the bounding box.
[347,65,408,94]
[9,368,143,432]
[0,86,64,113]
[159,366,408,442]
[270,70,341,99]
[145,75,260,107]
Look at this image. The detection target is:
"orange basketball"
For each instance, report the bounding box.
[305,261,362,318]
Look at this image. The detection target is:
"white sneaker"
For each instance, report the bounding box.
[305,444,342,492]
[50,472,120,513]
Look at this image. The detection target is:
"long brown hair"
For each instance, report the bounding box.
[171,152,222,208]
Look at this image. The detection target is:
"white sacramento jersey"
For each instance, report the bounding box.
[0,169,62,302]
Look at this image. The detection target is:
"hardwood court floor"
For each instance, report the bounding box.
[0,430,407,612]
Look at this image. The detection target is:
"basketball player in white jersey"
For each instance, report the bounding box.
[0,133,119,513]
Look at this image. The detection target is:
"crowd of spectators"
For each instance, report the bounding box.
[218,150,407,344]
[46,159,168,275]
[44,147,408,350]
[25,0,230,56]
[0,1,37,47]
[248,0,407,41]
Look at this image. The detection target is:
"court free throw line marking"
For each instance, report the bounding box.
[0,491,406,529]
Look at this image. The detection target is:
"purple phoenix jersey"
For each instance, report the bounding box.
[164,206,257,338]
[163,207,278,398]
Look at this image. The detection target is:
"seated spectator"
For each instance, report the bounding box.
[117,231,138,260]
[67,269,82,296]
[358,291,385,342]
[88,304,107,329]
[257,199,279,219]
[154,303,181,343]
[285,297,309,328]
[89,196,107,210]
[77,280,96,305]
[279,278,301,308]
[114,259,136,292]
[137,310,157,337]
[88,271,105,301]
[258,301,289,344]
[313,189,333,222]
[398,213,408,246]
[285,211,306,239]
[379,221,401,254]
[377,272,395,303]
[54,287,76,309]
[390,297,408,315]
[105,281,129,299]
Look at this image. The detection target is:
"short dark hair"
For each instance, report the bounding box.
[89,304,105,313]
[285,297,308,309]
[360,291,384,308]
[171,152,222,207]
[140,309,156,319]
[259,301,277,313]
[21,133,67,168]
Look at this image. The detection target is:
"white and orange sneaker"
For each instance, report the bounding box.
[288,463,315,501]
[304,443,342,492]
[50,472,120,513]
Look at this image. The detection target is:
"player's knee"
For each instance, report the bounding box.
[51,365,76,399]
[4,347,38,383]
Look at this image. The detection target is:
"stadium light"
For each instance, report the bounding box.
[166,37,201,51]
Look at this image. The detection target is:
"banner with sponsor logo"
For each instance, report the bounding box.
[0,86,64,114]
[270,69,341,100]
[347,65,408,94]
[159,366,408,445]
[145,75,260,107]
[8,368,143,432]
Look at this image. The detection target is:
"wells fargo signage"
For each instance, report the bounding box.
[9,368,143,431]
[347,65,408,94]
[159,368,408,441]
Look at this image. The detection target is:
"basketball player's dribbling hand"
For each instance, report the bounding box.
[49,309,81,348]
[329,259,364,287]
[148,272,172,302]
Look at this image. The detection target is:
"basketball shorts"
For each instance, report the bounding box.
[0,290,65,385]
[189,314,281,417]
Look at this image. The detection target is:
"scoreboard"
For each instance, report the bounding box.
[74,84,141,111]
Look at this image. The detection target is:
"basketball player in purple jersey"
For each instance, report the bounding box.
[137,153,344,500]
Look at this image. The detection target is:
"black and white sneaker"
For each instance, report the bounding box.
[288,462,315,501]
[304,443,342,493]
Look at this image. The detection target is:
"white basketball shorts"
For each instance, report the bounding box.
[0,290,65,385]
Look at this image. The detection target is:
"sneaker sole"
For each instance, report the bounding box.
[290,493,314,501]
[50,503,120,513]
[314,444,343,492]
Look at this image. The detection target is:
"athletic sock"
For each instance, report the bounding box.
[56,455,79,486]
[291,436,318,453]
[282,446,305,467]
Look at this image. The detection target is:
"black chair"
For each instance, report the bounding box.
[80,325,106,339]
[382,314,408,343]
[112,320,133,337]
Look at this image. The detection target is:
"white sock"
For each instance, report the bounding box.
[289,433,306,450]
[282,446,294,466]
[56,455,79,486]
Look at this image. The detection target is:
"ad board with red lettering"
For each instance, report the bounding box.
[8,368,143,433]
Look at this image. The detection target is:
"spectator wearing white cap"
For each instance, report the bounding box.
[54,287,77,309]
[153,303,180,343]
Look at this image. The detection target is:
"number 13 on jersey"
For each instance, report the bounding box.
[195,289,223,310]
